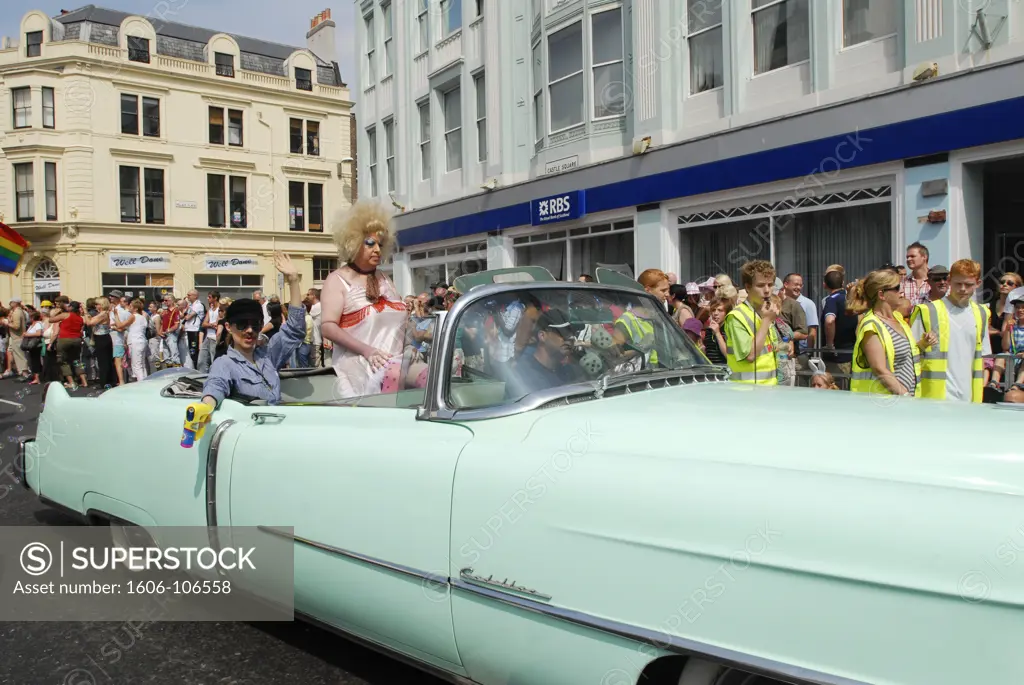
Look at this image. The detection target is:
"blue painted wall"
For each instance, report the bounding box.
[904,162,951,267]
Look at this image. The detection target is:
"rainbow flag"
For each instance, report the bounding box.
[0,223,29,274]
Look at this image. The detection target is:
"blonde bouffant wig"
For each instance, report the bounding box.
[333,200,397,302]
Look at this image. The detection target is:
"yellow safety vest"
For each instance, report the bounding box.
[724,302,778,385]
[616,310,658,366]
[910,299,987,402]
[851,310,922,396]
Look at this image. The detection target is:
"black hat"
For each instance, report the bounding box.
[224,298,263,325]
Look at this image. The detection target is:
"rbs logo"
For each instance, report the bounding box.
[538,195,571,218]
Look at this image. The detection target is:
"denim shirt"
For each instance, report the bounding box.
[202,304,306,406]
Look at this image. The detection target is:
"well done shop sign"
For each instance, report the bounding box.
[108,253,172,269]
[204,255,258,271]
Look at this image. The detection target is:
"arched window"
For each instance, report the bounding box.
[34,258,59,280]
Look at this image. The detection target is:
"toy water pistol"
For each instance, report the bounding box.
[180,402,214,448]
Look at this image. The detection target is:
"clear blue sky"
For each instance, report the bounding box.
[1,1,357,88]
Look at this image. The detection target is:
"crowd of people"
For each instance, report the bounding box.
[0,281,324,391]
[1,194,1020,413]
[619,241,1024,404]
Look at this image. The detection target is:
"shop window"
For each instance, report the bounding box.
[103,273,175,302]
[215,52,235,77]
[295,67,313,91]
[474,73,486,162]
[547,21,584,132]
[14,162,34,222]
[687,0,723,93]
[44,162,57,221]
[42,87,55,129]
[119,166,141,223]
[144,168,165,225]
[418,101,431,181]
[12,88,31,129]
[752,0,809,75]
[26,31,43,58]
[591,8,624,118]
[443,86,462,172]
[127,36,151,64]
[384,119,395,192]
[313,256,338,281]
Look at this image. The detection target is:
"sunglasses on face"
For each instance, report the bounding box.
[929,276,949,283]
[230,318,262,332]
[364,237,383,248]
[1002,280,1019,286]
[882,286,900,293]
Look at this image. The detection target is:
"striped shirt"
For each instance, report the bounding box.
[881,319,917,394]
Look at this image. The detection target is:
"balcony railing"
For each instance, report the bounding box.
[215,63,235,78]
[296,78,313,92]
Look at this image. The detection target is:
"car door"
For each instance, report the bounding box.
[216,402,472,674]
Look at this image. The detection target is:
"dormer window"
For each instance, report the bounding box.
[127,36,151,63]
[26,31,43,58]
[295,67,313,92]
[215,52,235,78]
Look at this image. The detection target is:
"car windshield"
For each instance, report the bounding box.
[446,287,710,410]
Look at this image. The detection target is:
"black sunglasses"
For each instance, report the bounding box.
[1001,280,1019,286]
[230,318,262,332]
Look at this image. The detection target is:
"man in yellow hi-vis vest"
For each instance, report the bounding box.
[910,259,991,402]
[724,260,779,385]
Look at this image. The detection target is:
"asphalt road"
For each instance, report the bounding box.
[0,379,447,685]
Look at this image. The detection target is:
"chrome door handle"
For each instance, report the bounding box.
[251,412,286,425]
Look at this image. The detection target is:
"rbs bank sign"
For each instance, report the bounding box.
[531,190,586,226]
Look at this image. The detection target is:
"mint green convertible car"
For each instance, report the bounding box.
[18,269,1024,685]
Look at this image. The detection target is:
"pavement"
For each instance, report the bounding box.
[0,378,446,685]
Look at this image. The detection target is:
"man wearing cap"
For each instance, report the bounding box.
[911,259,990,402]
[505,310,579,399]
[199,253,305,410]
[5,298,26,379]
[925,265,950,302]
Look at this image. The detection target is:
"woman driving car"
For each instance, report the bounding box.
[199,252,306,409]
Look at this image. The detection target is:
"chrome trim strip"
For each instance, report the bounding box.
[258,526,450,588]
[450,580,872,685]
[205,419,236,553]
[459,567,552,601]
[294,610,472,685]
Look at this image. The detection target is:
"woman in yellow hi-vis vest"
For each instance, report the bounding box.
[723,260,779,385]
[613,269,670,366]
[848,270,933,396]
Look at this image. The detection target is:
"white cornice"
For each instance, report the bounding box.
[196,157,259,173]
[280,164,333,179]
[283,106,329,120]
[111,79,171,95]
[202,94,254,108]
[1,143,67,157]
[109,147,175,162]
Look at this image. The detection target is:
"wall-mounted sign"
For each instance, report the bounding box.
[544,155,579,176]
[175,200,198,209]
[34,278,60,293]
[531,190,586,226]
[108,253,172,270]
[205,255,259,271]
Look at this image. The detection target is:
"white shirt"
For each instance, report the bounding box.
[126,312,148,345]
[911,296,992,402]
[310,302,322,346]
[184,300,204,332]
[110,306,131,346]
[205,306,220,337]
[261,300,271,326]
